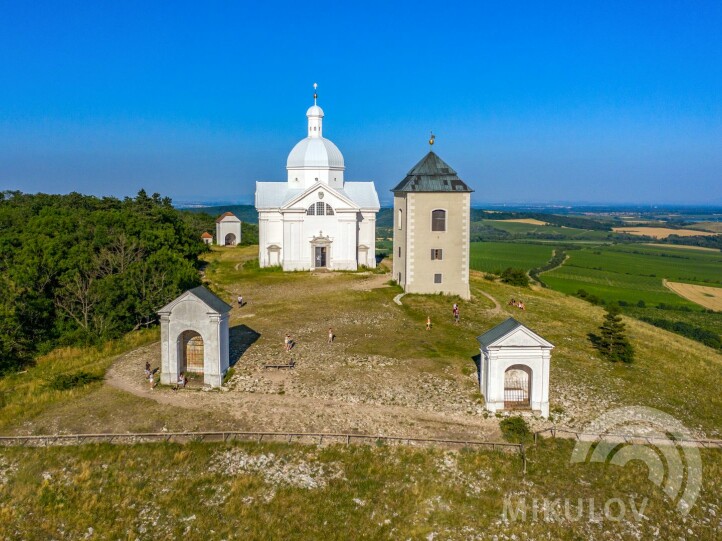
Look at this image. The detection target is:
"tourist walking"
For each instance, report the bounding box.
[144,361,151,378]
[328,327,334,344]
[426,316,432,331]
[284,333,292,352]
[148,371,155,390]
[237,295,243,307]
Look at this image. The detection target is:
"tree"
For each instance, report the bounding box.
[593,305,635,363]
[501,267,529,287]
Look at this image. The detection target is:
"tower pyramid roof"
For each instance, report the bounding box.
[391,151,473,193]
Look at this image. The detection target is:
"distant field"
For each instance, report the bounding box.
[469,242,552,274]
[542,243,722,307]
[665,281,722,311]
[687,221,722,233]
[491,218,548,225]
[612,226,716,238]
[481,220,610,239]
[644,243,720,252]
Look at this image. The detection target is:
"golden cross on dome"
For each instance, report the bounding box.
[429,131,435,146]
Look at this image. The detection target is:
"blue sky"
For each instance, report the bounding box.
[1,1,721,205]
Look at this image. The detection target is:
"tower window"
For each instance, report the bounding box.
[431,249,443,260]
[434,274,442,284]
[397,209,402,230]
[398,247,401,258]
[431,209,446,232]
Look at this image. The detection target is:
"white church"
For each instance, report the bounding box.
[255,87,380,271]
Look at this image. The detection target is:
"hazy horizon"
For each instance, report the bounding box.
[2,2,721,205]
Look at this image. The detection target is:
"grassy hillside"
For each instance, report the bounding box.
[3,245,722,539]
[1,440,720,540]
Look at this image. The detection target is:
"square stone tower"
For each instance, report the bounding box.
[392,150,473,300]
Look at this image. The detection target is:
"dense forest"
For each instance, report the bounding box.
[0,190,206,374]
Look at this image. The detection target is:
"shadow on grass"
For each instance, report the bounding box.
[229,324,261,367]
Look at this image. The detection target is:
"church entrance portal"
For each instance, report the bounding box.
[504,365,531,409]
[180,330,205,374]
[315,246,327,268]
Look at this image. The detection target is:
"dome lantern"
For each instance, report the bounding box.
[286,83,345,189]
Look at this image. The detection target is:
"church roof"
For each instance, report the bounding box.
[287,137,345,170]
[255,181,379,210]
[215,211,240,223]
[157,285,232,315]
[391,151,473,193]
[476,318,554,349]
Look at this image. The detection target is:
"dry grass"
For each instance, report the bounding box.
[612,227,716,238]
[1,440,721,540]
[665,280,722,311]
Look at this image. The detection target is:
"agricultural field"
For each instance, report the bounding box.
[612,226,716,238]
[542,243,722,349]
[665,281,722,311]
[543,244,722,304]
[685,221,722,233]
[480,219,611,240]
[469,242,553,274]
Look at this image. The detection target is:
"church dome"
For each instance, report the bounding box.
[306,105,324,117]
[287,137,345,169]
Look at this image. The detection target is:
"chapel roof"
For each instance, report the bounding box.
[476,318,554,349]
[200,232,213,239]
[215,212,239,223]
[391,151,473,193]
[157,285,232,315]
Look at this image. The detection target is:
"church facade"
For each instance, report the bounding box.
[255,91,379,271]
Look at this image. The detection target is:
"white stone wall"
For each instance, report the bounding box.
[480,346,551,417]
[259,188,376,271]
[159,298,229,388]
[216,218,242,246]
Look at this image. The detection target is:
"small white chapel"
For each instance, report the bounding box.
[255,85,380,271]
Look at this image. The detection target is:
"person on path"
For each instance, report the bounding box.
[454,309,460,324]
[237,295,243,307]
[148,371,155,390]
[328,327,334,344]
[144,361,151,378]
[426,316,432,331]
[284,334,292,352]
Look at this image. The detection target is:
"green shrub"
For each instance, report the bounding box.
[499,416,531,443]
[500,268,529,287]
[48,371,103,391]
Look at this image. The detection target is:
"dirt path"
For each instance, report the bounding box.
[104,343,512,440]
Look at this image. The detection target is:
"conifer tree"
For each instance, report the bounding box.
[597,305,635,363]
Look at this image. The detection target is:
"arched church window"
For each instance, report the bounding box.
[306,204,315,215]
[431,209,446,232]
[316,202,326,215]
[326,204,334,215]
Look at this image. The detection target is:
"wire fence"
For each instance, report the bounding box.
[534,426,722,449]
[0,430,523,452]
